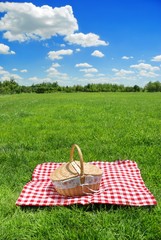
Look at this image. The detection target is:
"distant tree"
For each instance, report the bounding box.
[0,78,20,94]
[21,85,32,93]
[145,81,161,92]
[133,85,141,92]
[64,86,73,92]
[83,84,90,92]
[1,79,161,95]
[52,82,59,88]
[31,82,59,93]
[75,85,84,92]
[119,84,125,92]
[125,86,134,92]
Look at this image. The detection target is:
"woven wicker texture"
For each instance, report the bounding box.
[50,144,103,196]
[50,160,102,181]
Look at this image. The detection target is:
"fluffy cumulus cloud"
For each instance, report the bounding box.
[151,55,161,62]
[75,63,92,68]
[51,63,61,68]
[91,50,104,58]
[114,69,134,77]
[0,66,8,75]
[65,33,108,47]
[130,63,160,72]
[130,63,160,78]
[12,68,27,73]
[0,66,22,81]
[28,76,52,84]
[48,49,73,60]
[112,63,160,80]
[0,2,108,48]
[80,68,98,73]
[112,68,119,72]
[12,68,18,71]
[46,63,68,80]
[0,43,15,54]
[20,69,28,73]
[0,2,78,42]
[84,73,94,77]
[122,56,133,60]
[139,70,159,78]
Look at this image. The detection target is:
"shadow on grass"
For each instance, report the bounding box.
[20,203,155,213]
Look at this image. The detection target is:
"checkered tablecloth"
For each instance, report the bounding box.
[16,160,157,206]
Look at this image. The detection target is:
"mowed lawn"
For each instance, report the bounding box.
[0,92,161,240]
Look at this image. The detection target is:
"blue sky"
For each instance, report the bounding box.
[0,0,161,87]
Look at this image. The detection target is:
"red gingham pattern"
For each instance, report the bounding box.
[16,160,157,206]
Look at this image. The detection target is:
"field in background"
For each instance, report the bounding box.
[0,92,161,240]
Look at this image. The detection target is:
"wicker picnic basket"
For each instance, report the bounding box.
[50,144,103,196]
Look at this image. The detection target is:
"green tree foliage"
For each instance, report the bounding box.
[0,79,161,94]
[32,82,59,93]
[145,81,161,92]
[0,78,21,94]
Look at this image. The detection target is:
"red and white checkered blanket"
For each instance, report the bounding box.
[16,160,157,206]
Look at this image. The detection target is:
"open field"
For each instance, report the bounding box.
[0,92,161,240]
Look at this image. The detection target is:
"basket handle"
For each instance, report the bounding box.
[69,144,85,184]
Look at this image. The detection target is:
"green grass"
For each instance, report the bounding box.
[0,92,161,240]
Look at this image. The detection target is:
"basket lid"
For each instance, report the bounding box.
[50,160,102,181]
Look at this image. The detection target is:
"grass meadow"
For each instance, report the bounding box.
[0,92,161,240]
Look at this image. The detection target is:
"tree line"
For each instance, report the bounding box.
[0,79,161,94]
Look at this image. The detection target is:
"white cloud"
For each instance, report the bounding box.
[9,74,23,80]
[46,64,68,79]
[151,55,161,62]
[76,48,80,52]
[97,73,105,77]
[0,3,78,42]
[28,76,52,84]
[130,63,160,79]
[0,43,15,54]
[65,32,108,47]
[0,66,23,82]
[0,2,109,49]
[0,2,109,53]
[46,66,59,75]
[130,63,160,71]
[75,63,92,68]
[115,69,134,77]
[122,56,133,60]
[20,69,28,73]
[12,68,27,73]
[0,74,22,82]
[51,63,61,68]
[48,49,73,60]
[139,70,159,78]
[112,68,119,72]
[80,68,98,73]
[91,50,104,58]
[0,72,22,82]
[0,66,8,75]
[84,74,94,77]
